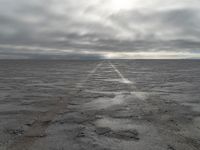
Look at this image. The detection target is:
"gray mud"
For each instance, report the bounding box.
[0,60,200,150]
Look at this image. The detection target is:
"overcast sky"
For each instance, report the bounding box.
[0,0,200,59]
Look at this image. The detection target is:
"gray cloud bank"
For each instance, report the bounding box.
[0,0,200,59]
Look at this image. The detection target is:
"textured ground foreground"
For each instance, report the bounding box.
[0,60,200,150]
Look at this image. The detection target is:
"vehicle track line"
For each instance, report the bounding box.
[109,62,132,84]
[76,62,103,88]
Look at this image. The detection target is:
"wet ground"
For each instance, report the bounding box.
[0,60,200,150]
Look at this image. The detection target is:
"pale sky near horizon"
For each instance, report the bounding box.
[0,0,200,59]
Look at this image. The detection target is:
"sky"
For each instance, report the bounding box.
[0,0,200,59]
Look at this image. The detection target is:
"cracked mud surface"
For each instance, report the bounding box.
[0,60,200,150]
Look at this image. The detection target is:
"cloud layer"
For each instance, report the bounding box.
[0,0,200,59]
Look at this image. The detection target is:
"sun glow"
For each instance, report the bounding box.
[109,0,133,11]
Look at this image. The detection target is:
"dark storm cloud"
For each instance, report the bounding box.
[0,0,200,59]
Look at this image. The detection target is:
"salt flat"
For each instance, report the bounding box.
[0,60,200,150]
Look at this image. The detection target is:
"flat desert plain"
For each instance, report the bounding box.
[0,60,200,150]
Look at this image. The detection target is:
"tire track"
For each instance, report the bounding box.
[76,62,103,89]
[109,62,132,84]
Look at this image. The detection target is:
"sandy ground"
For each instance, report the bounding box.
[0,60,200,150]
